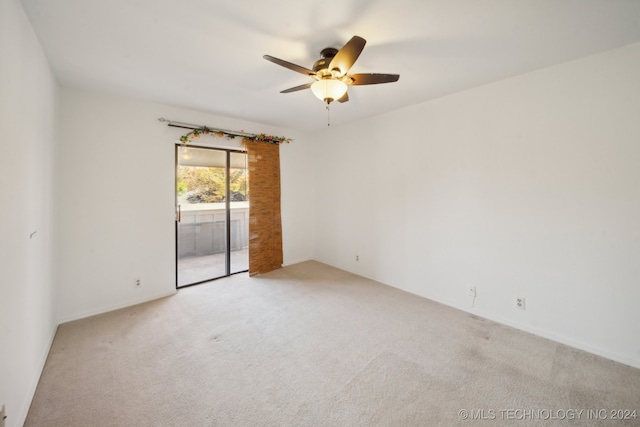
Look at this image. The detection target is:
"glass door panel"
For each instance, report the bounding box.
[229,152,249,274]
[176,145,249,287]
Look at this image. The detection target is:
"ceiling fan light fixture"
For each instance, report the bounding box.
[311,79,348,103]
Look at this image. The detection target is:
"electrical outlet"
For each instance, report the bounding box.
[356,255,359,261]
[515,297,525,310]
[467,286,476,297]
[135,278,141,287]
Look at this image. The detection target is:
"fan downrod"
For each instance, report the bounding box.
[313,48,339,72]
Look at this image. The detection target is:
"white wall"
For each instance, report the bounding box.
[311,42,640,368]
[57,88,314,322]
[0,0,59,425]
[4,1,637,422]
[280,130,316,266]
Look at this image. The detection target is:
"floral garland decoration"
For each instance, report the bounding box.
[179,126,291,145]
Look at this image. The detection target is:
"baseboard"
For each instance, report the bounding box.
[282,257,312,267]
[420,294,640,371]
[458,305,640,370]
[16,322,58,427]
[308,257,640,370]
[56,290,177,324]
[16,291,177,425]
[406,289,640,370]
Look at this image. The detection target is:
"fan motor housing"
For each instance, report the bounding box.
[312,47,338,73]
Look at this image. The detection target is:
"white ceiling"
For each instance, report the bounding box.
[21,0,640,132]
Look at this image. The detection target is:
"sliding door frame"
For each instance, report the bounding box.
[174,143,248,289]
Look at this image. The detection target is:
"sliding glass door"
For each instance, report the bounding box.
[176,145,249,287]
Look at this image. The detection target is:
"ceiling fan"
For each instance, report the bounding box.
[263,35,400,105]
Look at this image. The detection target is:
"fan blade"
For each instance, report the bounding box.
[328,36,366,76]
[280,83,312,93]
[337,92,349,103]
[263,55,316,76]
[349,73,400,85]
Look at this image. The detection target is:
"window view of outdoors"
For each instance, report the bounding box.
[177,166,248,204]
[176,147,249,287]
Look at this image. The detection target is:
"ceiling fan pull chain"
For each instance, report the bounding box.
[326,102,331,126]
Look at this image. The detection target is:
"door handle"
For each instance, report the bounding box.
[177,204,181,222]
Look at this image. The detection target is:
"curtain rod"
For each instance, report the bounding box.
[158,118,291,145]
[158,118,257,137]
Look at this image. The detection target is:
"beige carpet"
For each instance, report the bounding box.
[26,261,640,426]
